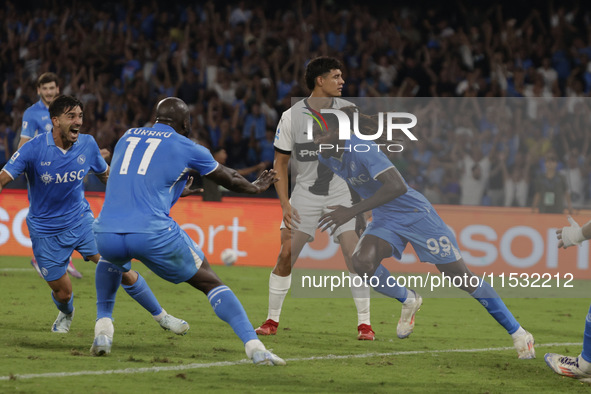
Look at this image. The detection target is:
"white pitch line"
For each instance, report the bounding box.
[0,342,581,381]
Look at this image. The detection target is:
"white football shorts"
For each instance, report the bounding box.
[280,183,356,242]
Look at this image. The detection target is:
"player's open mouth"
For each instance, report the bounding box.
[70,129,79,138]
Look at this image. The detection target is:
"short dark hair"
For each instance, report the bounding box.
[37,72,59,87]
[49,95,83,118]
[304,57,343,91]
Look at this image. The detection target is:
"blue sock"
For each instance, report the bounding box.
[581,304,591,363]
[51,291,74,314]
[207,285,257,344]
[371,265,408,302]
[95,260,123,320]
[122,272,163,317]
[471,279,520,334]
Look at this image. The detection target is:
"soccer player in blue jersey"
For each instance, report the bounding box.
[92,97,285,365]
[314,106,535,359]
[0,95,188,337]
[19,72,83,279]
[545,216,591,380]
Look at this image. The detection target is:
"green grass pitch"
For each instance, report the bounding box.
[0,256,589,393]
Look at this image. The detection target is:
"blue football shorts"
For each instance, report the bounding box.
[363,209,462,264]
[31,214,97,281]
[94,221,205,284]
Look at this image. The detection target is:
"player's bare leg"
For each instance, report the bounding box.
[47,273,75,333]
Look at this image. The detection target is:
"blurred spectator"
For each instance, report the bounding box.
[441,169,461,205]
[0,114,16,166]
[502,152,531,207]
[258,128,276,169]
[531,151,573,214]
[456,145,491,206]
[242,101,266,140]
[561,148,586,209]
[0,0,588,207]
[486,151,505,206]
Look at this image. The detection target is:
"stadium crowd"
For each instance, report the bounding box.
[1,0,590,208]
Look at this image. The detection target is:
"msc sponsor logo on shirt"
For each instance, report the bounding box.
[347,173,371,186]
[40,170,86,185]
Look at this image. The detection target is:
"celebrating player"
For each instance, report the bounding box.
[0,95,187,336]
[545,216,591,380]
[20,72,83,279]
[91,97,285,365]
[314,106,535,359]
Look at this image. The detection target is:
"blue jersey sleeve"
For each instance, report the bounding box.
[2,144,32,179]
[187,141,219,175]
[21,108,39,139]
[88,138,108,175]
[356,149,394,180]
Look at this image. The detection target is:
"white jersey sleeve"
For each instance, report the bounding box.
[274,109,293,153]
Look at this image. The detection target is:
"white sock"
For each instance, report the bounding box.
[349,272,370,326]
[510,326,527,339]
[403,289,415,305]
[244,339,266,359]
[267,273,291,322]
[152,308,167,322]
[95,317,114,338]
[579,355,591,372]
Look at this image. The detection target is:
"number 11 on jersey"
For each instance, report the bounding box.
[119,137,162,175]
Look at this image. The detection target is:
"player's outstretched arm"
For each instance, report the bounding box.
[319,168,406,234]
[557,216,591,248]
[205,165,278,194]
[0,170,13,192]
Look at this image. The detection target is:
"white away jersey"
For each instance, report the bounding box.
[274,97,353,196]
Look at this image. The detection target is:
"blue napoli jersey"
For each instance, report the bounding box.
[318,136,432,227]
[2,133,108,236]
[94,123,219,233]
[21,100,53,139]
